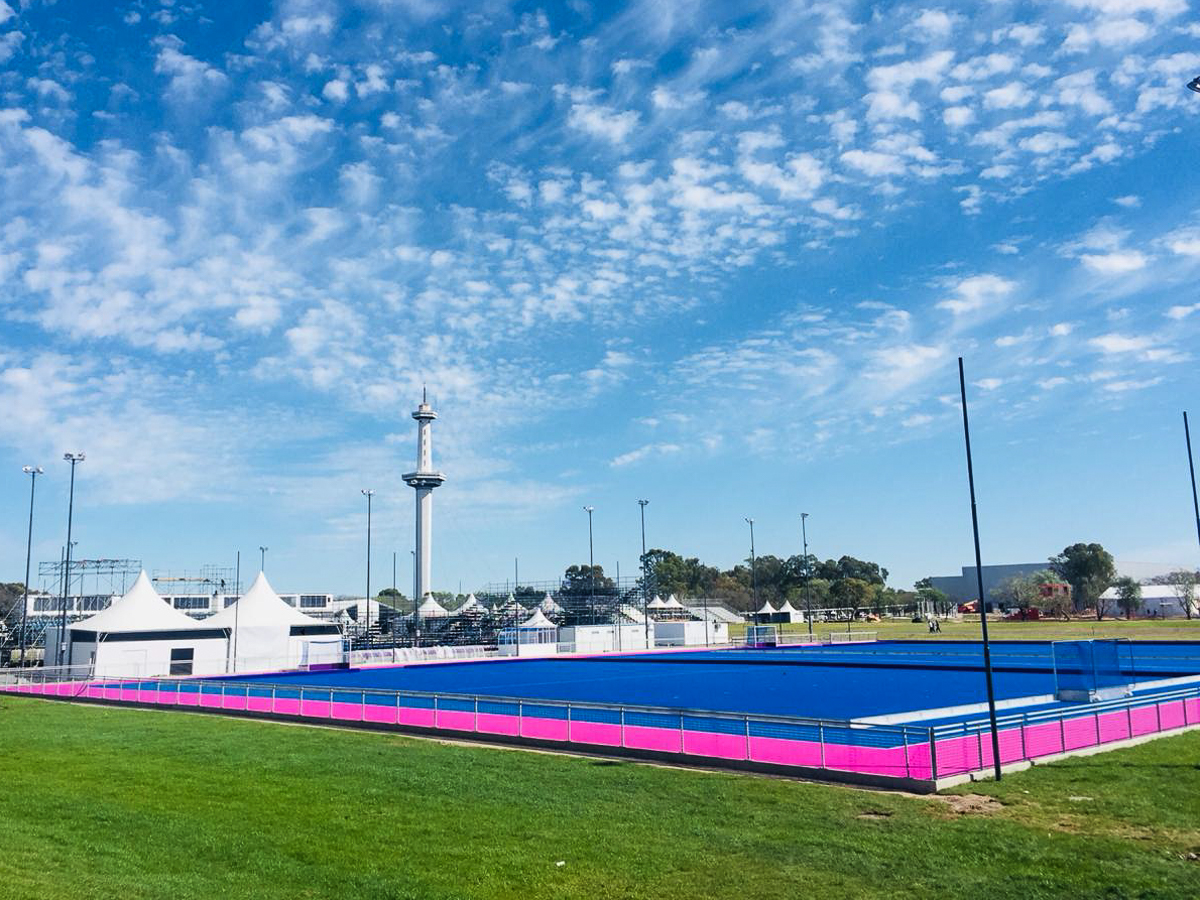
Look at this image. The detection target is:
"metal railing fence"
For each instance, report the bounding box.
[5,664,1198,786]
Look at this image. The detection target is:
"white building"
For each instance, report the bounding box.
[559,624,650,654]
[1098,584,1198,618]
[53,571,228,678]
[654,620,728,647]
[206,572,342,673]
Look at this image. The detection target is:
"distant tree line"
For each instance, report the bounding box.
[573,549,914,615]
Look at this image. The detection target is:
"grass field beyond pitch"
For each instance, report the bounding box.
[1,696,1198,900]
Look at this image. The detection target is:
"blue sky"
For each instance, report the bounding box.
[2,0,1199,597]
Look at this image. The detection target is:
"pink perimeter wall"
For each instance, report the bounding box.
[3,680,1196,786]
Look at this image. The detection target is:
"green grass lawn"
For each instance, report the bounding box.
[1,697,1197,899]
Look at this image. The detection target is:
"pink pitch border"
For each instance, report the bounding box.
[4,680,1197,788]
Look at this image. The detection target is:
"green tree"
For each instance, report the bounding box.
[1049,543,1116,620]
[831,577,875,619]
[1111,576,1143,620]
[561,564,615,596]
[815,556,887,586]
[1155,570,1199,619]
[990,570,1057,613]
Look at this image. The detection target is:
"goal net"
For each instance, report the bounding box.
[1051,639,1133,702]
[744,625,778,647]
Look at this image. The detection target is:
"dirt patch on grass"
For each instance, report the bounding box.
[931,794,1005,816]
[856,810,894,820]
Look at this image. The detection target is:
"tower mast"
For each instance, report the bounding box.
[402,391,446,612]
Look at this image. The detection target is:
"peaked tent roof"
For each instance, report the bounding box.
[70,571,202,634]
[757,601,777,614]
[539,592,563,613]
[778,600,800,614]
[208,572,325,628]
[519,609,557,629]
[457,594,483,613]
[417,595,448,617]
[647,595,666,609]
[664,594,686,608]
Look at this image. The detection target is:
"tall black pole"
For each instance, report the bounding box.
[58,454,82,667]
[801,513,812,638]
[232,550,241,672]
[746,518,758,624]
[1184,412,1200,555]
[362,490,374,649]
[19,466,42,667]
[638,499,649,646]
[585,506,595,624]
[958,357,1003,781]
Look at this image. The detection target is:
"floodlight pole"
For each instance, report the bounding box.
[958,357,1003,781]
[1184,413,1200,557]
[745,518,758,624]
[57,452,84,667]
[638,499,650,646]
[232,550,241,672]
[19,466,43,668]
[801,513,812,638]
[585,506,596,624]
[362,489,374,649]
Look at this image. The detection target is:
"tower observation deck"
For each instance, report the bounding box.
[402,389,445,605]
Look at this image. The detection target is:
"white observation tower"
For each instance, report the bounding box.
[402,389,446,607]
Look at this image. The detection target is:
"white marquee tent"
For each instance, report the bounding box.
[647,595,666,609]
[539,592,563,615]
[456,593,484,614]
[61,571,229,678]
[777,600,801,623]
[207,572,342,672]
[756,600,777,616]
[417,595,449,618]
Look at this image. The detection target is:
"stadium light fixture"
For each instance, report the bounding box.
[19,466,44,668]
[744,518,758,624]
[800,513,813,638]
[637,499,650,646]
[584,506,595,623]
[362,489,375,647]
[57,452,84,667]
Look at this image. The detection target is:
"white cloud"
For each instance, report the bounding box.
[1019,132,1078,154]
[1166,304,1200,319]
[936,274,1016,315]
[322,79,348,102]
[943,105,974,127]
[610,442,681,467]
[1079,250,1147,274]
[974,377,1003,391]
[1050,322,1074,336]
[1089,333,1154,353]
[1167,235,1200,256]
[910,10,959,40]
[841,149,905,177]
[902,412,934,427]
[1063,18,1151,52]
[567,101,639,144]
[154,41,228,101]
[983,82,1033,109]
